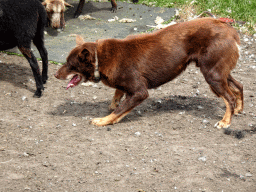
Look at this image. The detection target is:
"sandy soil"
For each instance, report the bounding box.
[0,33,256,191]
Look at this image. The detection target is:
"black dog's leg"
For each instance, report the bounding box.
[18,46,44,98]
[33,33,48,84]
[74,0,85,18]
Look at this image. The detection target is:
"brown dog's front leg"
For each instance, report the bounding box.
[109,89,124,110]
[91,89,149,126]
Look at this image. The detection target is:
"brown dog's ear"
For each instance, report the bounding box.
[64,2,73,7]
[78,48,92,63]
[76,35,85,46]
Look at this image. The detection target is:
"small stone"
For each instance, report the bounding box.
[81,82,94,87]
[108,16,119,22]
[119,18,136,23]
[72,123,76,127]
[202,119,209,124]
[78,15,96,20]
[137,110,142,115]
[22,96,27,101]
[23,152,29,157]
[43,161,50,167]
[245,172,252,177]
[198,156,207,162]
[135,132,141,136]
[156,99,162,103]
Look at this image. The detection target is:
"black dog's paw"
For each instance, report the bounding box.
[33,89,42,98]
[42,79,47,84]
[42,76,48,84]
[74,12,80,18]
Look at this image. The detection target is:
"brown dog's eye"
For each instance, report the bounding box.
[69,65,77,71]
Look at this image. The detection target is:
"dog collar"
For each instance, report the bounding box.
[94,49,100,83]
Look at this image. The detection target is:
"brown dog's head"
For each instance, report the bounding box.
[42,0,72,29]
[55,35,99,89]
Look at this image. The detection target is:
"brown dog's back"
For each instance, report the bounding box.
[97,18,240,89]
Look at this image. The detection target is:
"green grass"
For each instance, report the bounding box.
[0,51,62,65]
[132,0,256,34]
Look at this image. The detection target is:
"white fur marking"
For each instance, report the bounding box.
[236,42,241,57]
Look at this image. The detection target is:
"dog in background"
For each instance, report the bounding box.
[55,18,243,128]
[42,0,139,29]
[41,0,72,30]
[0,0,48,97]
[74,0,139,18]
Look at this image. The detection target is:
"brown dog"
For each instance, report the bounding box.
[55,17,243,128]
[74,0,139,18]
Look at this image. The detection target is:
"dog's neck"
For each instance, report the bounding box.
[94,48,100,83]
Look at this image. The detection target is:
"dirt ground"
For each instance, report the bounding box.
[1,32,256,191]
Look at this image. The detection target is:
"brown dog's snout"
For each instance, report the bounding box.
[54,71,59,79]
[54,65,69,80]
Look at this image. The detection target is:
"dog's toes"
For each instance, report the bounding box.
[214,121,230,129]
[42,76,48,84]
[33,89,42,98]
[234,109,243,115]
[108,103,118,111]
[91,118,112,126]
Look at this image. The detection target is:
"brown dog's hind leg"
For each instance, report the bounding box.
[109,89,124,110]
[92,88,149,126]
[216,93,235,129]
[110,0,117,12]
[203,69,236,129]
[212,84,236,129]
[227,75,244,114]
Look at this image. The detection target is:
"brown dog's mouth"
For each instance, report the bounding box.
[66,74,82,90]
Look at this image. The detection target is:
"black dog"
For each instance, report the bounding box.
[0,0,48,97]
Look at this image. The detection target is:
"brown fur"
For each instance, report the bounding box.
[55,18,243,128]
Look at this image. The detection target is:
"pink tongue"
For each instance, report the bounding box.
[66,75,80,90]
